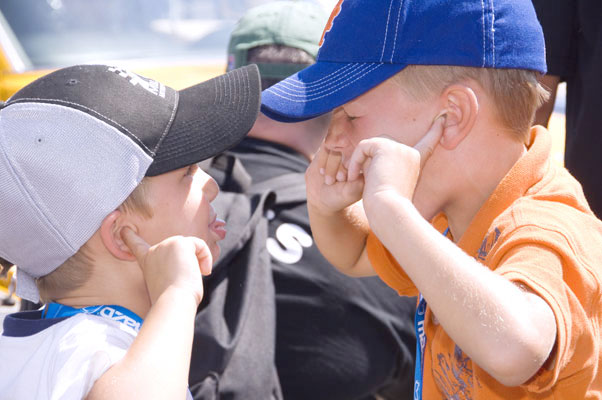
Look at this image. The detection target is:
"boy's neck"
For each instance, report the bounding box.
[440,127,529,242]
[54,251,151,318]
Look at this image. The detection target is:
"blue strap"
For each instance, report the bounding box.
[43,303,143,332]
[413,294,427,400]
[413,227,450,400]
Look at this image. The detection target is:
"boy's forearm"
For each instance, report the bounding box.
[308,201,375,276]
[370,194,557,386]
[86,288,197,400]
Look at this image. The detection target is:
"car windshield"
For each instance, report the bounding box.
[0,0,335,71]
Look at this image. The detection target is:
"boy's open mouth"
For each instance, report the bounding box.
[209,217,226,240]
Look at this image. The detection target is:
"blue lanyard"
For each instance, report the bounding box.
[414,227,449,400]
[43,303,143,333]
[413,294,427,400]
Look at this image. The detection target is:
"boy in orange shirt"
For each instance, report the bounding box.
[261,0,602,398]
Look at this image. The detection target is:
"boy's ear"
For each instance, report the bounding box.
[99,210,137,262]
[438,84,478,150]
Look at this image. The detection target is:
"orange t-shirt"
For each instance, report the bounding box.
[367,127,602,399]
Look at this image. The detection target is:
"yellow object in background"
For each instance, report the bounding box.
[0,266,15,296]
[0,0,289,99]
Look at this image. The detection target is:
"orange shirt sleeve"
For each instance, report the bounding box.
[366,232,419,297]
[366,213,449,297]
[493,234,597,394]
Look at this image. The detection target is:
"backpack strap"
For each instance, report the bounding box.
[248,172,306,206]
[203,154,252,193]
[206,153,306,206]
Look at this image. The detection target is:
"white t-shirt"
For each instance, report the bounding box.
[0,310,193,400]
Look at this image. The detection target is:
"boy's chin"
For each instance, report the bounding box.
[209,243,221,262]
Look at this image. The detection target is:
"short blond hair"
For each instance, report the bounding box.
[37,178,153,303]
[393,65,549,143]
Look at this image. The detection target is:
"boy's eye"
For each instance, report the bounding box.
[343,110,357,122]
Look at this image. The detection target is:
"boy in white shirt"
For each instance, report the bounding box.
[0,64,260,399]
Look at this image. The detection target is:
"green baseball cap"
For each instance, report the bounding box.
[227,1,328,81]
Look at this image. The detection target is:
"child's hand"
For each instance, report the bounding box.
[121,228,212,306]
[306,108,364,215]
[346,114,446,213]
[306,144,364,215]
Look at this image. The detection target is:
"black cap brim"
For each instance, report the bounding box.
[146,64,261,176]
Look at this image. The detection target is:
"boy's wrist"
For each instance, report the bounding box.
[155,285,202,310]
[307,201,343,218]
[366,193,415,237]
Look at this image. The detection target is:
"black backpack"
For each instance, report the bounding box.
[188,154,305,400]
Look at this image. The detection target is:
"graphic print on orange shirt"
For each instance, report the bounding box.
[432,228,501,398]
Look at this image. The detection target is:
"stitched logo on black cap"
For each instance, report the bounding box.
[107,66,166,98]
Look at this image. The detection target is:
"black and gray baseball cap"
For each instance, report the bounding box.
[0,64,261,302]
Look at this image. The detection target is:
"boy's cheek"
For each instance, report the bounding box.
[135,220,173,247]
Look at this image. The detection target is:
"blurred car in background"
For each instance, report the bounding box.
[0,0,336,301]
[0,0,316,97]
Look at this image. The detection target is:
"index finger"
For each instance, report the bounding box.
[121,227,150,262]
[414,112,446,168]
[312,142,330,175]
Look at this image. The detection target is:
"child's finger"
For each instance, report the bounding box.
[335,162,348,182]
[192,238,213,276]
[414,112,446,169]
[323,149,343,185]
[347,140,376,181]
[313,143,330,176]
[121,227,150,262]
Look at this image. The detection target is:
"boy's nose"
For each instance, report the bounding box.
[204,176,219,202]
[324,109,351,152]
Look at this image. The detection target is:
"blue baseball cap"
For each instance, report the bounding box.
[261,0,547,122]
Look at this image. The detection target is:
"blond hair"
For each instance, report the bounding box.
[37,178,153,303]
[393,65,549,142]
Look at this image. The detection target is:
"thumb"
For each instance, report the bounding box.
[414,112,447,169]
[192,238,213,276]
[121,227,150,264]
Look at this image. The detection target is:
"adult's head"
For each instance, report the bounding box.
[228,0,328,89]
[228,1,331,159]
